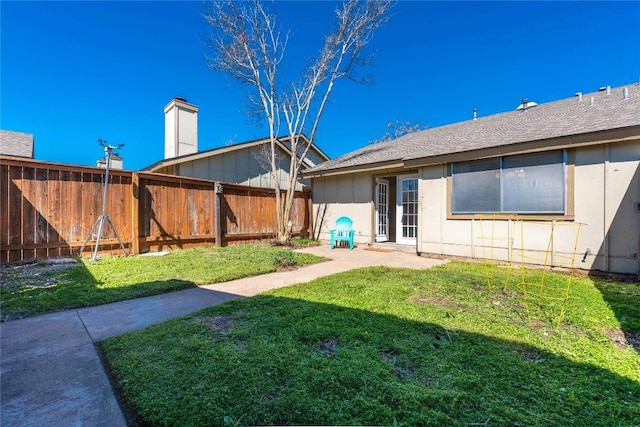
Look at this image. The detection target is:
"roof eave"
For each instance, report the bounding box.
[142,137,277,172]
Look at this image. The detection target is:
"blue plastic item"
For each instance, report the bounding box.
[329,216,355,250]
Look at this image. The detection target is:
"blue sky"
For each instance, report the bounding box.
[2,1,639,170]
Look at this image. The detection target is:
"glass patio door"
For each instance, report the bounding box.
[396,176,418,245]
[375,178,389,242]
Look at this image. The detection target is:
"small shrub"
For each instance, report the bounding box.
[273,251,297,270]
[292,237,321,247]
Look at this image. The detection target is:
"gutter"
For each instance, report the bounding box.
[302,161,405,179]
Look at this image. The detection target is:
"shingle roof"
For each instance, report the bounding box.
[0,130,34,158]
[305,83,640,175]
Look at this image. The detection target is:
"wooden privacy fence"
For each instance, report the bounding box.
[0,156,311,263]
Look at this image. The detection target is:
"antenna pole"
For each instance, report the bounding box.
[80,139,128,262]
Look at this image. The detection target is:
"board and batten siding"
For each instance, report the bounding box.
[417,141,640,275]
[311,172,374,243]
[175,145,308,191]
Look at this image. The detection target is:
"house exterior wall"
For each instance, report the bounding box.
[279,139,326,167]
[311,172,374,243]
[417,141,640,275]
[311,140,639,274]
[176,145,306,190]
[305,149,327,168]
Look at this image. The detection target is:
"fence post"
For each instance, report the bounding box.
[214,182,224,247]
[131,172,140,255]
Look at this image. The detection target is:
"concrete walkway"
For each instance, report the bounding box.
[0,245,447,427]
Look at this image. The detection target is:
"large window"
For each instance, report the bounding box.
[451,151,566,214]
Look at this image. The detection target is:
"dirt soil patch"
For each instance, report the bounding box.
[604,327,640,353]
[1,259,78,291]
[194,315,236,333]
[316,339,340,358]
[409,294,465,311]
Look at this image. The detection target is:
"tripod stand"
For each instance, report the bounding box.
[80,140,128,262]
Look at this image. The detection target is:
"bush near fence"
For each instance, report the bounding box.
[0,156,311,262]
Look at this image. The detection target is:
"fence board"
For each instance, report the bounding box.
[70,171,83,243]
[109,174,121,245]
[150,180,161,238]
[175,180,183,238]
[8,167,23,262]
[48,170,61,257]
[21,168,36,261]
[0,164,9,261]
[59,170,71,256]
[81,172,94,254]
[35,168,49,259]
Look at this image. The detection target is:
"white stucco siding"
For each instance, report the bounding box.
[312,172,373,244]
[416,141,640,274]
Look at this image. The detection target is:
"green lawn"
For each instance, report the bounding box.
[101,261,640,426]
[0,246,323,320]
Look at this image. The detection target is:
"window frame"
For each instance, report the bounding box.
[447,149,575,220]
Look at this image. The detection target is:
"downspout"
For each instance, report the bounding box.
[471,218,475,259]
[507,218,511,264]
[604,144,610,271]
[441,164,446,255]
[370,175,376,246]
[551,220,556,267]
[416,169,423,255]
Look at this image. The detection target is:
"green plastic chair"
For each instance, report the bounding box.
[329,216,354,250]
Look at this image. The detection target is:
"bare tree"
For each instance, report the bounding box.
[204,0,391,242]
[370,120,426,144]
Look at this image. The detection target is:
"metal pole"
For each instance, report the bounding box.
[92,145,112,262]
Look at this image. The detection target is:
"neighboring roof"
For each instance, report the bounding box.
[0,130,34,158]
[304,83,640,176]
[143,134,330,172]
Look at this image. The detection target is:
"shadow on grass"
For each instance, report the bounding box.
[591,275,640,354]
[0,259,197,321]
[102,295,640,427]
